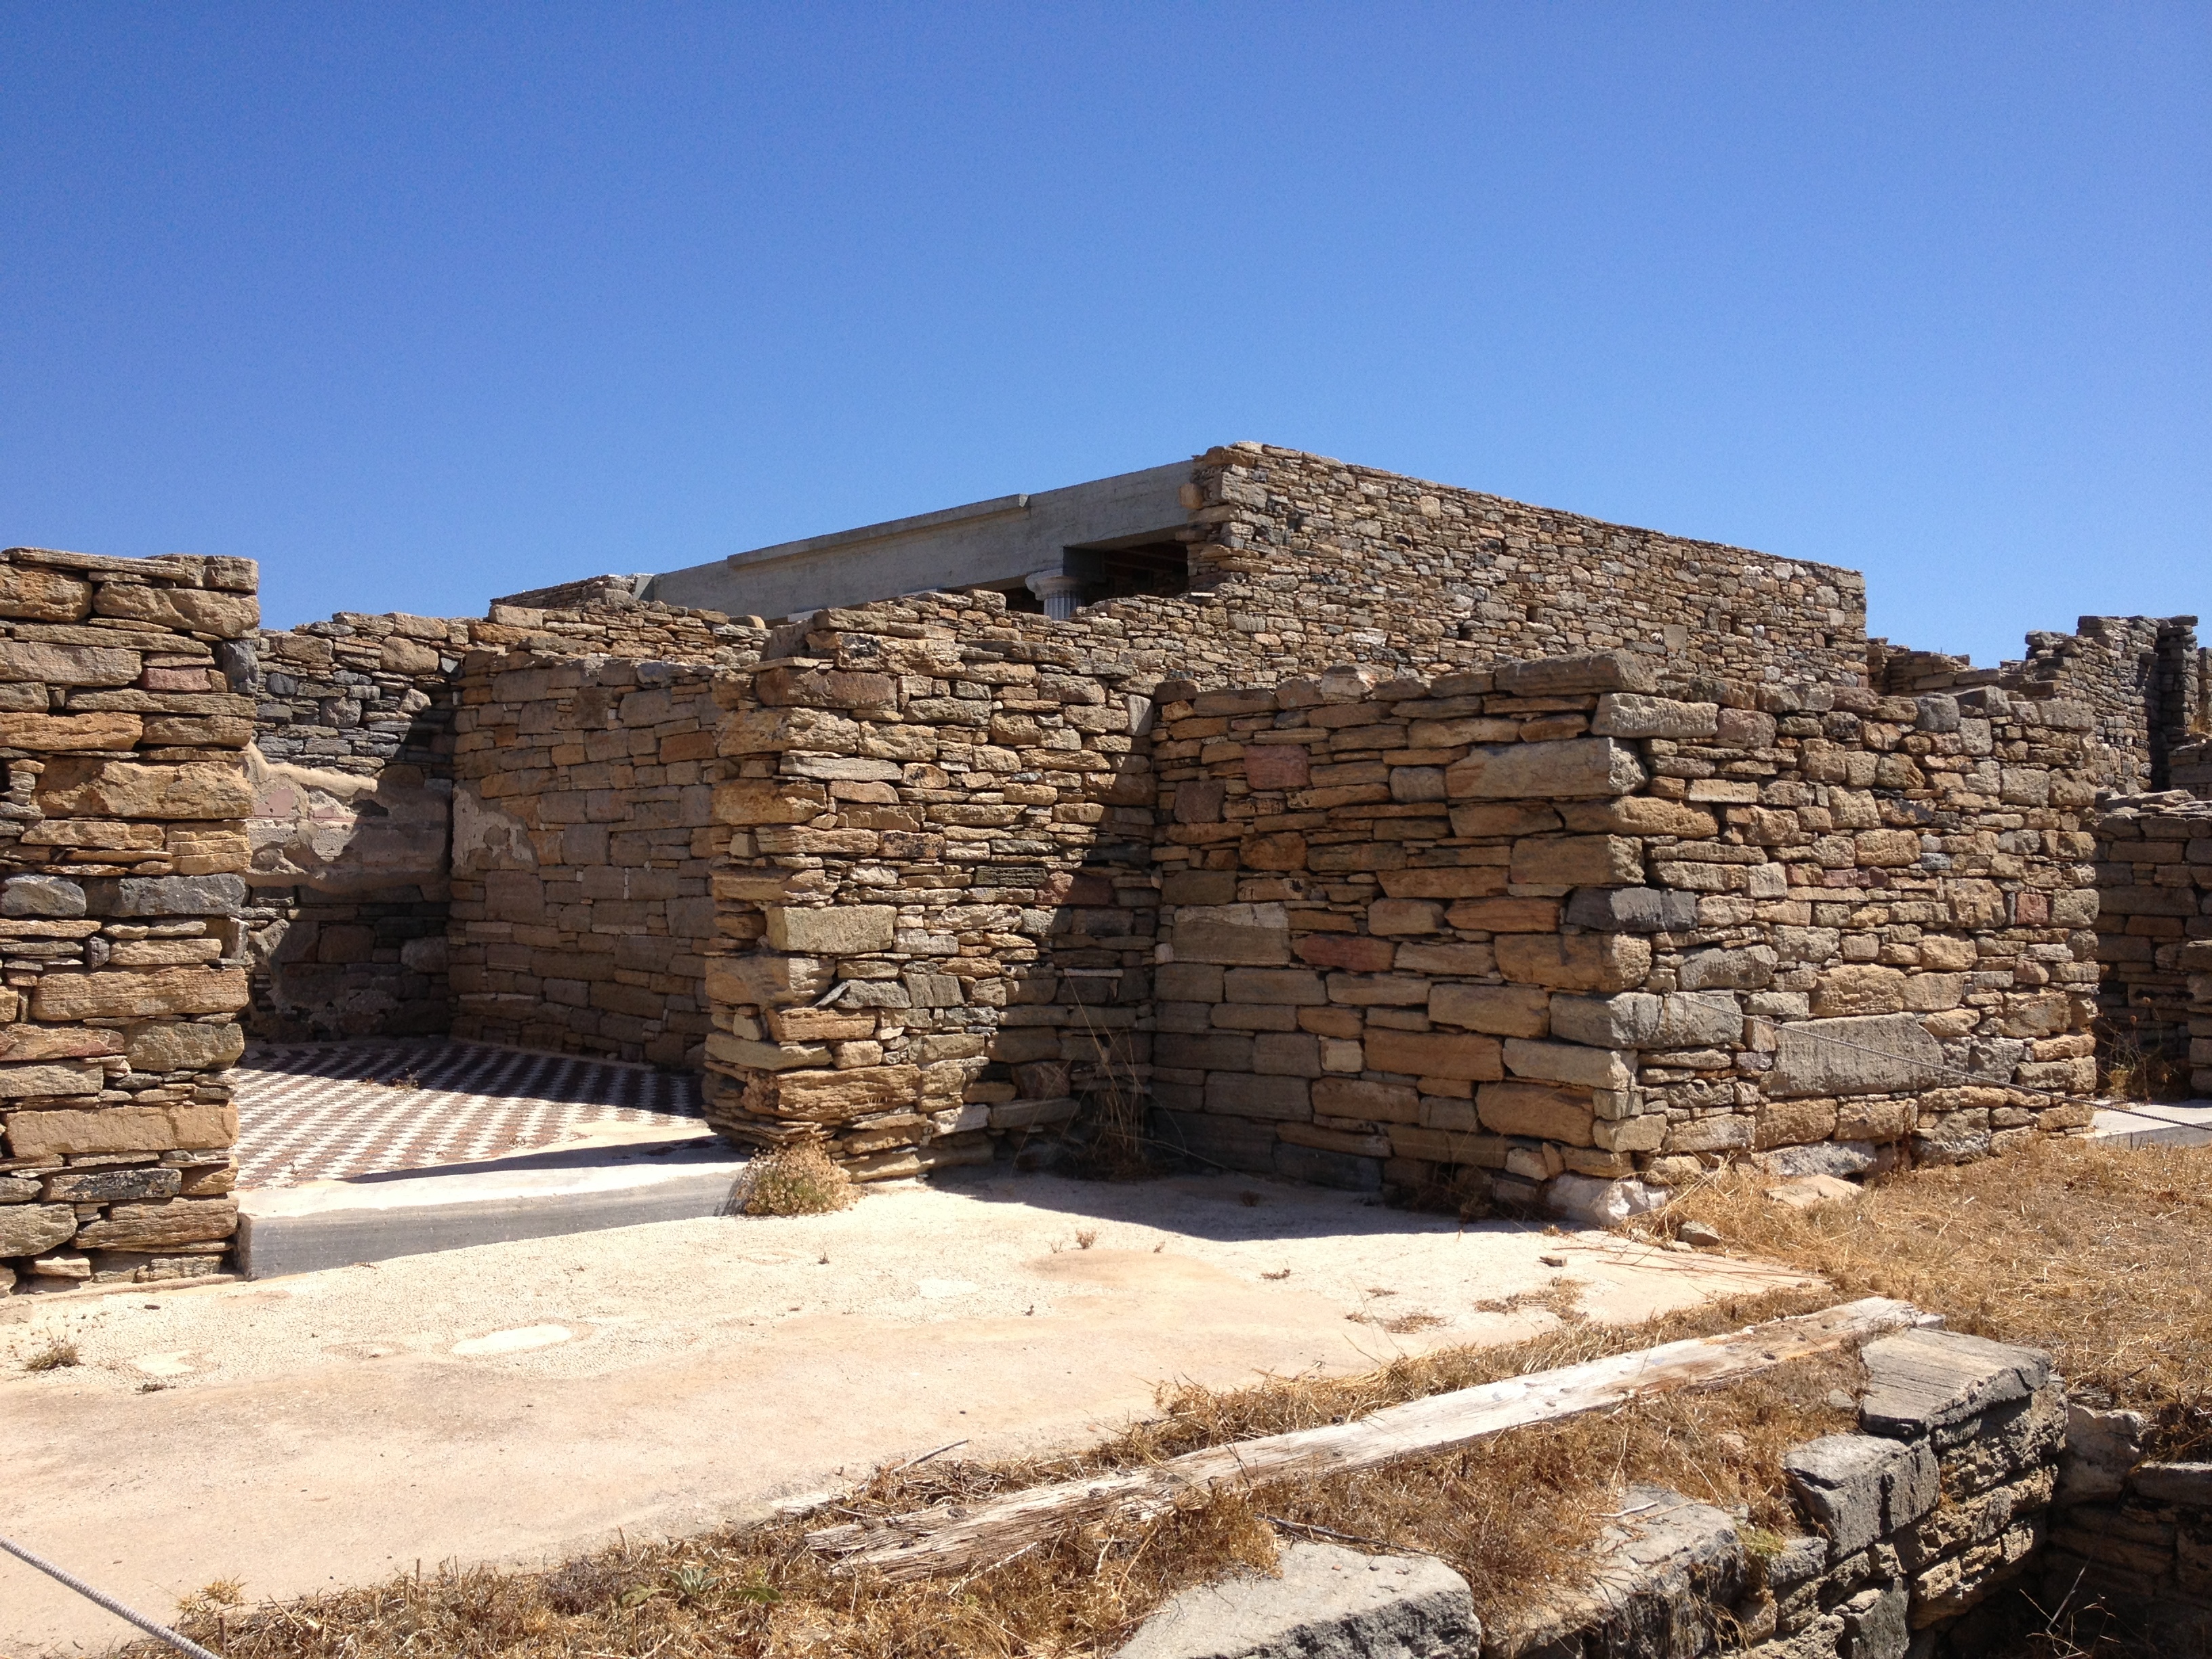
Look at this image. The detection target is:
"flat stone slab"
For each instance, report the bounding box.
[2087,1101,2212,1149]
[1857,1327,2053,1438]
[1115,1540,1477,1659]
[237,1125,746,1279]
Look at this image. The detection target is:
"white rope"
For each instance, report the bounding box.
[0,1532,225,1659]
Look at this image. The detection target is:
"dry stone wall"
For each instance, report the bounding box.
[245,597,766,1044]
[702,590,1160,1176]
[0,546,255,1294]
[1141,649,2102,1212]
[1177,443,1870,689]
[2092,792,2212,1094]
[447,650,731,1067]
[1875,614,2204,794]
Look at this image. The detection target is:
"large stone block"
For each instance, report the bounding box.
[0,641,142,685]
[1172,903,1292,966]
[1813,964,1908,1017]
[1494,933,1651,992]
[1204,1073,1312,1121]
[752,665,897,710]
[1113,1540,1477,1659]
[30,966,249,1021]
[3,1101,236,1155]
[1477,1080,1595,1145]
[0,1060,104,1098]
[1767,1015,1946,1099]
[1547,991,1742,1048]
[712,779,829,824]
[1223,967,1326,1006]
[123,1020,244,1073]
[740,1064,920,1122]
[1562,886,1698,933]
[1446,739,1646,800]
[1311,1078,1421,1123]
[1502,1038,1634,1090]
[1783,1434,1940,1561]
[1858,1327,2053,1438]
[0,711,142,750]
[764,905,895,954]
[1509,836,1642,887]
[1591,694,1719,739]
[0,1203,79,1256]
[1,874,86,917]
[73,1195,239,1250]
[1428,983,1551,1038]
[103,874,249,916]
[37,758,253,819]
[1364,1028,1504,1082]
[0,1025,121,1061]
[91,583,259,636]
[0,563,92,621]
[1494,651,1658,695]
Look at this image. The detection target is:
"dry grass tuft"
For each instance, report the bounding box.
[1631,1135,2212,1456]
[735,1141,855,1218]
[22,1336,81,1372]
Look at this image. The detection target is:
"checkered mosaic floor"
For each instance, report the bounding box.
[234,1040,705,1188]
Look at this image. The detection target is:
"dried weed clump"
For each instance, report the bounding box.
[1636,1136,2212,1456]
[735,1141,855,1218]
[134,1288,1844,1659]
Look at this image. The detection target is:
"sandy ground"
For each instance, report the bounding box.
[1,1168,1810,1655]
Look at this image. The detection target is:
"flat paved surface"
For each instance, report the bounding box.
[234,1040,703,1186]
[1,1170,1811,1656]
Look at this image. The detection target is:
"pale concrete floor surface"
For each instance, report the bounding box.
[2,1169,1811,1655]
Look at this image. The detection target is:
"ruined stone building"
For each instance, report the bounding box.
[1,442,2206,1288]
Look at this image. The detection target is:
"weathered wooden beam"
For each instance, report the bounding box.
[808,1296,1929,1581]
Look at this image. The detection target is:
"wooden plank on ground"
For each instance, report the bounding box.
[808,1296,1929,1581]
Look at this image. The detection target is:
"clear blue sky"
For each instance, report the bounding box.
[4,5,2205,663]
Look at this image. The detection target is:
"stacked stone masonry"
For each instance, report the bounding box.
[243,596,764,1044]
[2092,791,2212,1095]
[0,547,256,1294]
[447,649,741,1067]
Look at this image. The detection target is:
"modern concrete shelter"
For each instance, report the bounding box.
[636,461,1197,622]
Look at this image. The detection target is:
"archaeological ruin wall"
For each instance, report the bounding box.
[243,596,764,1046]
[2093,790,2212,1096]
[0,547,255,1293]
[1875,613,2206,794]
[447,648,746,1067]
[694,590,2115,1210]
[702,590,1159,1176]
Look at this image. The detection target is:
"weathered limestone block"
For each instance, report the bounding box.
[0,563,94,621]
[1172,903,1292,966]
[739,1065,920,1122]
[1477,1080,1595,1144]
[73,1196,239,1250]
[1858,1328,2053,1439]
[1591,693,1719,739]
[2,874,87,917]
[0,1025,122,1061]
[1502,1038,1635,1090]
[0,1204,81,1256]
[106,874,249,916]
[0,640,142,684]
[1767,1015,1946,1099]
[1550,991,1744,1048]
[1677,945,1776,990]
[91,582,258,636]
[0,1061,104,1097]
[764,905,895,954]
[43,1166,182,1202]
[1494,933,1652,992]
[0,711,142,750]
[3,1101,237,1155]
[1446,738,1645,800]
[30,966,250,1021]
[1783,1434,1940,1561]
[36,758,253,819]
[1494,651,1657,695]
[1113,1540,1477,1659]
[1428,983,1550,1037]
[1811,965,1909,1017]
[1509,836,1642,887]
[1562,886,1698,932]
[1364,1028,1504,1082]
